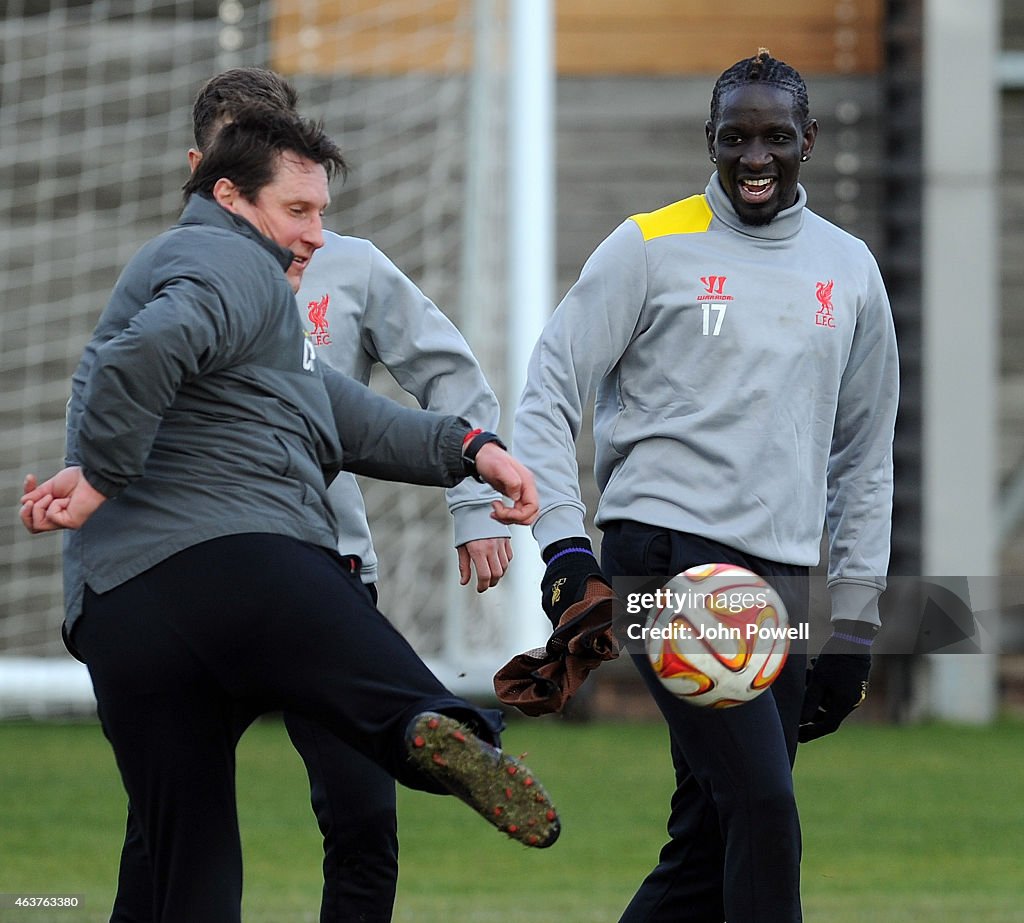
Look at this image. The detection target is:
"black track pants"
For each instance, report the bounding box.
[75,533,500,923]
[601,521,808,923]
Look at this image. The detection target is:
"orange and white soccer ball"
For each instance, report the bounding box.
[644,563,790,708]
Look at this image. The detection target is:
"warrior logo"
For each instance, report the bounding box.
[307,294,331,346]
[814,280,835,328]
[701,275,726,295]
[697,275,733,302]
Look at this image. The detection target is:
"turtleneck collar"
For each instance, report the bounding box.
[705,172,806,241]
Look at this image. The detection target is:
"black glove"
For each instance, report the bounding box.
[798,619,876,743]
[541,537,607,628]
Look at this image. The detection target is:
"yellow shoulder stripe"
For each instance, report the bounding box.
[630,195,713,241]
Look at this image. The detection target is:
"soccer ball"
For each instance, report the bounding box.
[644,563,790,708]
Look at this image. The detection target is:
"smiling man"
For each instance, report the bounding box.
[707,64,817,226]
[509,49,898,922]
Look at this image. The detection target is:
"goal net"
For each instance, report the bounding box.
[0,0,514,714]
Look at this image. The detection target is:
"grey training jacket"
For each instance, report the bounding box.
[296,231,507,582]
[514,175,898,625]
[62,194,469,629]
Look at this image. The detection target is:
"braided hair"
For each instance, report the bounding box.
[709,48,810,127]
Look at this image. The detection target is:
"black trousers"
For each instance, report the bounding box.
[286,572,401,923]
[110,715,401,923]
[74,534,500,923]
[107,570,402,923]
[601,521,808,923]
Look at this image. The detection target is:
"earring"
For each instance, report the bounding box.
[710,155,717,163]
[800,154,809,162]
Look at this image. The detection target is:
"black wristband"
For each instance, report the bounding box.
[461,430,507,482]
[539,536,603,628]
[542,536,595,564]
[827,619,878,654]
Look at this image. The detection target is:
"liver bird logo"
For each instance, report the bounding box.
[814,280,836,328]
[815,280,834,314]
[307,294,329,335]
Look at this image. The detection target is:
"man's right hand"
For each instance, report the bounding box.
[457,537,514,593]
[541,537,608,628]
[473,442,539,527]
[20,467,107,533]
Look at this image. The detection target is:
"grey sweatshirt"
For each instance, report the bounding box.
[296,231,507,582]
[513,175,898,625]
[62,194,470,628]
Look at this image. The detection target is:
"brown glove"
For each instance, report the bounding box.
[493,577,619,717]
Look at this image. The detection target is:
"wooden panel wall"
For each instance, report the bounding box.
[271,1,473,75]
[557,0,883,75]
[271,0,883,76]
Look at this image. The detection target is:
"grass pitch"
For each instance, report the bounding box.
[0,716,1021,922]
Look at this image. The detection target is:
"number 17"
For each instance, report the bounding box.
[701,302,727,336]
